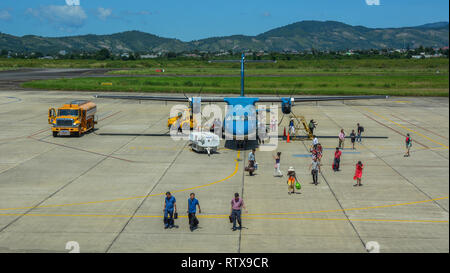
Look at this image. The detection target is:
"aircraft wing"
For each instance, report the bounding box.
[95,94,388,103]
[94,94,227,103]
[257,95,388,103]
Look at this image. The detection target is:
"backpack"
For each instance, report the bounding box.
[360,126,364,132]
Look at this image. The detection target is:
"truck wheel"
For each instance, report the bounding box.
[53,132,58,137]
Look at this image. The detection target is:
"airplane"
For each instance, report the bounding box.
[95,53,388,148]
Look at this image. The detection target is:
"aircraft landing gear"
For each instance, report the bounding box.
[236,140,247,149]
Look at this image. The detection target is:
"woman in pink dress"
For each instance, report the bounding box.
[353,161,364,187]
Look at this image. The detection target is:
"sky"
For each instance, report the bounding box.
[0,0,448,41]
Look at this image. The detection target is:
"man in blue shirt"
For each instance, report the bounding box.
[247,149,256,176]
[187,193,201,231]
[163,192,177,229]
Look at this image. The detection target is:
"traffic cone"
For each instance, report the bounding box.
[287,131,290,143]
[283,127,286,140]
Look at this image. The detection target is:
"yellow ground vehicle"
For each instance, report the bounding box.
[167,108,196,131]
[48,100,97,137]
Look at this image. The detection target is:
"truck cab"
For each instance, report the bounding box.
[48,100,97,137]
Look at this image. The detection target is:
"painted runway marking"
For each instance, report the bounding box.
[390,113,449,141]
[0,213,446,224]
[362,107,449,150]
[0,151,241,212]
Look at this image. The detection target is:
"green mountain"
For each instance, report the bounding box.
[1,20,448,54]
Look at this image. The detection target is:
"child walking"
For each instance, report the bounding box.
[287,166,299,195]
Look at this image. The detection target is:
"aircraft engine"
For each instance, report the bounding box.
[281,97,294,114]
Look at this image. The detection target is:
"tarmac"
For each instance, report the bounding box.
[0,89,448,253]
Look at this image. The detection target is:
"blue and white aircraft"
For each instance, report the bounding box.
[95,54,387,147]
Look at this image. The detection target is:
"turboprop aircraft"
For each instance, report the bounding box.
[95,53,388,148]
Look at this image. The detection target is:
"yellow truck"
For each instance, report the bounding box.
[48,100,97,137]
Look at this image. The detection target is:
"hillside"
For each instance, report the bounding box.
[1,20,448,54]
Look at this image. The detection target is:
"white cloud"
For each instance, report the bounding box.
[26,5,87,30]
[66,0,81,6]
[97,7,112,20]
[365,0,380,5]
[0,10,12,21]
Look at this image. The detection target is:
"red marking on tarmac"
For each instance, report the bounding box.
[362,113,429,149]
[390,114,449,141]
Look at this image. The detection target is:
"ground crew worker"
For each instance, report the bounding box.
[230,193,247,231]
[187,193,201,232]
[163,192,177,229]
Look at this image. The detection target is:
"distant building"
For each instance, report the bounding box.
[140,54,159,59]
[411,52,443,59]
[183,53,201,58]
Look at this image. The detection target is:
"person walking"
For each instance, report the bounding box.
[309,157,321,185]
[350,130,356,150]
[163,192,177,229]
[287,166,299,195]
[308,119,317,135]
[338,129,346,149]
[230,193,247,231]
[316,143,323,162]
[273,152,282,177]
[247,149,256,176]
[312,135,319,150]
[404,133,412,157]
[333,147,342,172]
[187,193,201,231]
[353,161,364,186]
[289,118,295,136]
[356,123,364,143]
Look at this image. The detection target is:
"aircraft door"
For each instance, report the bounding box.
[48,108,56,124]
